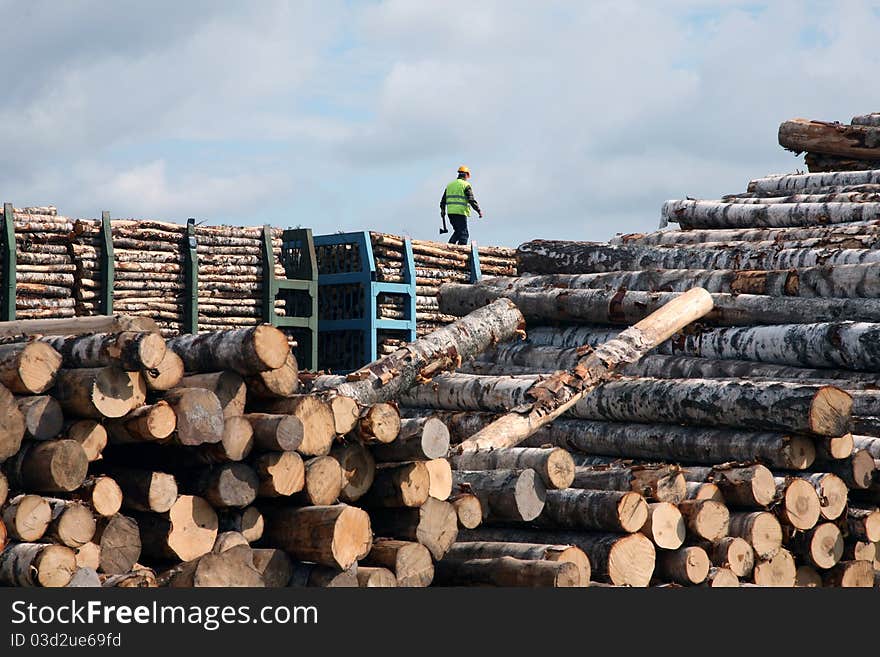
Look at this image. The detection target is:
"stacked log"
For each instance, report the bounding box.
[8,207,77,320]
[423,185,880,585]
[0,321,380,587]
[71,219,287,337]
[777,116,880,173]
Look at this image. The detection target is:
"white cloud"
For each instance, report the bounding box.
[0,2,878,245]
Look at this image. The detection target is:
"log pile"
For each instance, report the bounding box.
[71,219,287,336]
[0,205,293,336]
[369,234,515,337]
[778,115,880,173]
[423,175,880,586]
[7,207,77,320]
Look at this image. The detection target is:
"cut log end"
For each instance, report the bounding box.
[16,342,63,394]
[88,477,124,517]
[253,324,291,371]
[166,496,219,562]
[607,532,655,588]
[795,565,823,588]
[36,544,78,587]
[753,549,797,587]
[780,479,821,530]
[810,386,852,437]
[808,523,844,569]
[642,502,685,550]
[450,493,483,529]
[330,506,373,570]
[616,491,649,533]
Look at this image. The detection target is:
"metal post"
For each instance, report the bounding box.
[261,224,277,324]
[100,211,115,315]
[183,218,199,333]
[1,203,15,321]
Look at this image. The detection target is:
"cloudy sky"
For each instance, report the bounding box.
[2,1,879,246]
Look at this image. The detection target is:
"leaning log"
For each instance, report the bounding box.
[311,298,525,405]
[461,289,715,452]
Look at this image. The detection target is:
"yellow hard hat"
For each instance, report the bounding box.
[457,165,470,175]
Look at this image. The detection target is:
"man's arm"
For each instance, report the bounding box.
[440,189,447,216]
[465,185,482,217]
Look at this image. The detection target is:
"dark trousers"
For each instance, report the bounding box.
[448,214,469,245]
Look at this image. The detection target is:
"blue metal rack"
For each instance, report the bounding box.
[314,231,416,370]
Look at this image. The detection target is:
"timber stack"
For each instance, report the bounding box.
[71,219,287,336]
[0,205,289,337]
[368,233,515,338]
[778,114,880,172]
[7,207,77,320]
[424,167,880,587]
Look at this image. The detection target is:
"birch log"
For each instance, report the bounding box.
[441,283,880,326]
[516,240,880,274]
[17,391,63,442]
[456,288,714,452]
[40,332,166,371]
[311,298,525,405]
[571,464,686,504]
[525,321,880,372]
[451,469,546,522]
[748,169,880,193]
[538,489,648,533]
[662,199,880,229]
[478,263,880,299]
[417,374,850,437]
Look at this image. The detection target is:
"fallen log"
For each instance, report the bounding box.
[40,332,166,371]
[663,199,880,229]
[570,463,685,504]
[53,367,143,419]
[6,440,88,493]
[677,499,730,541]
[163,544,263,587]
[706,537,754,578]
[2,495,51,541]
[727,511,782,560]
[43,500,96,548]
[752,548,797,587]
[0,315,159,339]
[458,528,655,587]
[179,372,247,419]
[93,514,141,574]
[16,395,63,441]
[370,416,450,461]
[787,522,843,570]
[539,489,647,533]
[330,441,375,503]
[655,546,710,585]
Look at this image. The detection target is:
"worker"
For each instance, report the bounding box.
[440,165,483,245]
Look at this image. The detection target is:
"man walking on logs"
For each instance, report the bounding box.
[440,165,483,245]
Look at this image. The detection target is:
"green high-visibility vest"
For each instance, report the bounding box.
[445,178,471,217]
